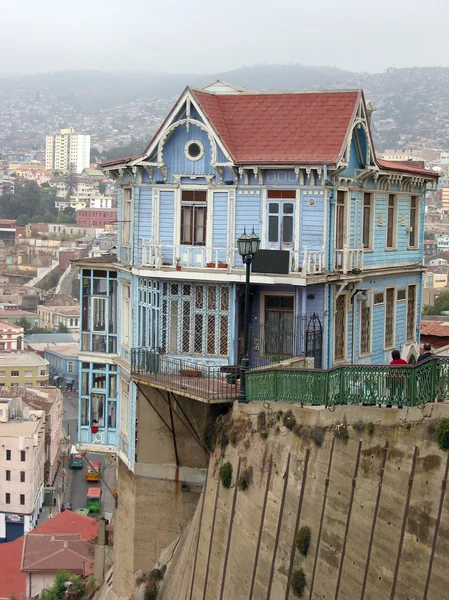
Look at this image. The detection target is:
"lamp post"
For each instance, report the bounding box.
[237,228,260,402]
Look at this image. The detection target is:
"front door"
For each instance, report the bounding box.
[267,201,295,250]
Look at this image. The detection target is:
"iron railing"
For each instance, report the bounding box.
[246,357,449,406]
[131,349,240,401]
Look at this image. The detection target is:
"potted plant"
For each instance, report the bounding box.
[91,420,99,434]
[175,257,181,271]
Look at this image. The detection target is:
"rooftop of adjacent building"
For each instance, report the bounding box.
[0,409,45,437]
[0,510,98,598]
[0,309,36,318]
[0,352,48,367]
[25,333,76,344]
[38,305,80,316]
[44,343,79,359]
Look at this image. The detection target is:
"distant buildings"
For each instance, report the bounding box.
[44,343,79,392]
[37,304,80,333]
[0,320,24,351]
[0,399,46,536]
[45,128,90,174]
[0,353,49,388]
[76,208,117,228]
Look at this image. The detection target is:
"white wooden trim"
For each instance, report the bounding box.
[152,189,160,243]
[323,190,329,268]
[385,193,398,250]
[333,289,349,364]
[261,188,267,249]
[173,187,181,246]
[295,189,301,261]
[359,288,373,357]
[384,285,397,350]
[206,188,213,262]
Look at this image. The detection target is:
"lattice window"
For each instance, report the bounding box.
[385,287,395,348]
[374,292,384,305]
[360,300,371,355]
[334,295,346,362]
[161,282,230,357]
[407,285,417,342]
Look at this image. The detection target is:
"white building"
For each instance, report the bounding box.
[45,128,91,174]
[0,399,45,539]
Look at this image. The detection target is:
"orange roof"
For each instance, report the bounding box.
[0,538,26,599]
[421,321,449,337]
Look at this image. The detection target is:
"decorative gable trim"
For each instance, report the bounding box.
[337,94,377,173]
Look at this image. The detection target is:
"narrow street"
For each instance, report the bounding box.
[62,391,117,519]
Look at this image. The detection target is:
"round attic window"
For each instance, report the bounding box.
[185,141,204,161]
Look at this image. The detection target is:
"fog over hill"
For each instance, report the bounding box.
[1,64,449,151]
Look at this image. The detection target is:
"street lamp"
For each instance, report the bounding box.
[237,228,260,402]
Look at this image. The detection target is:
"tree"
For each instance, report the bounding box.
[14,317,32,333]
[424,231,436,240]
[57,323,70,333]
[16,214,29,226]
[426,291,449,315]
[98,182,106,195]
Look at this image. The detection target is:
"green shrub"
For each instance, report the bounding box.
[229,429,238,445]
[276,410,284,421]
[257,411,267,432]
[144,586,158,600]
[311,426,324,447]
[352,420,365,432]
[219,462,233,488]
[238,467,252,491]
[435,419,449,450]
[295,526,311,556]
[365,422,374,436]
[290,569,306,597]
[283,409,296,430]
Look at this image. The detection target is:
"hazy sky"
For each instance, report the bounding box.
[3,0,449,75]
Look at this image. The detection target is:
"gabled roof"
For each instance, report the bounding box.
[29,509,98,540]
[190,89,361,165]
[21,533,93,575]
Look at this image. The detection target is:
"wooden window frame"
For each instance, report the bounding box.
[359,291,373,356]
[180,190,207,246]
[386,194,397,250]
[384,286,396,349]
[406,284,417,343]
[408,196,419,249]
[334,291,348,363]
[362,193,374,251]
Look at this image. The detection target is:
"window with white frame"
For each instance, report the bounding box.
[362,193,374,249]
[406,284,417,342]
[385,287,396,348]
[386,194,397,249]
[122,188,132,245]
[121,283,130,347]
[335,191,346,251]
[360,294,372,355]
[334,294,347,362]
[180,190,207,246]
[409,196,419,248]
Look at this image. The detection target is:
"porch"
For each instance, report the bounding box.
[138,241,327,276]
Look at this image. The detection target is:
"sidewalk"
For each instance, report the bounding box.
[37,430,71,525]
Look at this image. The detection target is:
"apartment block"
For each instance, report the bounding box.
[0,353,49,388]
[45,128,90,174]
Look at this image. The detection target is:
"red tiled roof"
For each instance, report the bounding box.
[0,538,26,600]
[30,509,98,540]
[376,158,438,178]
[421,321,449,337]
[21,533,93,575]
[191,89,360,164]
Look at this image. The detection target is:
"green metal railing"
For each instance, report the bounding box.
[246,357,449,407]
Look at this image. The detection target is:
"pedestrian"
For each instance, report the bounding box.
[390,349,408,365]
[389,349,407,408]
[417,344,433,363]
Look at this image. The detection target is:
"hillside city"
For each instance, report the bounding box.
[2,65,449,600]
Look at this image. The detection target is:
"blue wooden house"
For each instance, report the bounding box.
[77,81,437,460]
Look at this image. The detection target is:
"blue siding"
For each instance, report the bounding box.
[162,124,215,180]
[213,192,228,263]
[300,190,324,250]
[136,188,152,264]
[235,189,261,267]
[265,170,298,186]
[159,191,175,262]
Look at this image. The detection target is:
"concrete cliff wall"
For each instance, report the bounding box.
[159,402,449,599]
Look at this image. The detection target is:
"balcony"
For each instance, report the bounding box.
[131,349,239,402]
[139,241,327,277]
[334,246,364,274]
[120,245,132,265]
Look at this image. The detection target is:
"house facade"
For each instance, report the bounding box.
[44,343,79,392]
[76,81,437,456]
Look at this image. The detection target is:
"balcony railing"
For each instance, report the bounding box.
[131,349,239,401]
[334,246,364,274]
[120,244,132,265]
[246,357,449,406]
[139,241,327,276]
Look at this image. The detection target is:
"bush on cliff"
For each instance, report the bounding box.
[291,569,306,597]
[219,462,233,488]
[295,526,311,556]
[435,419,449,451]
